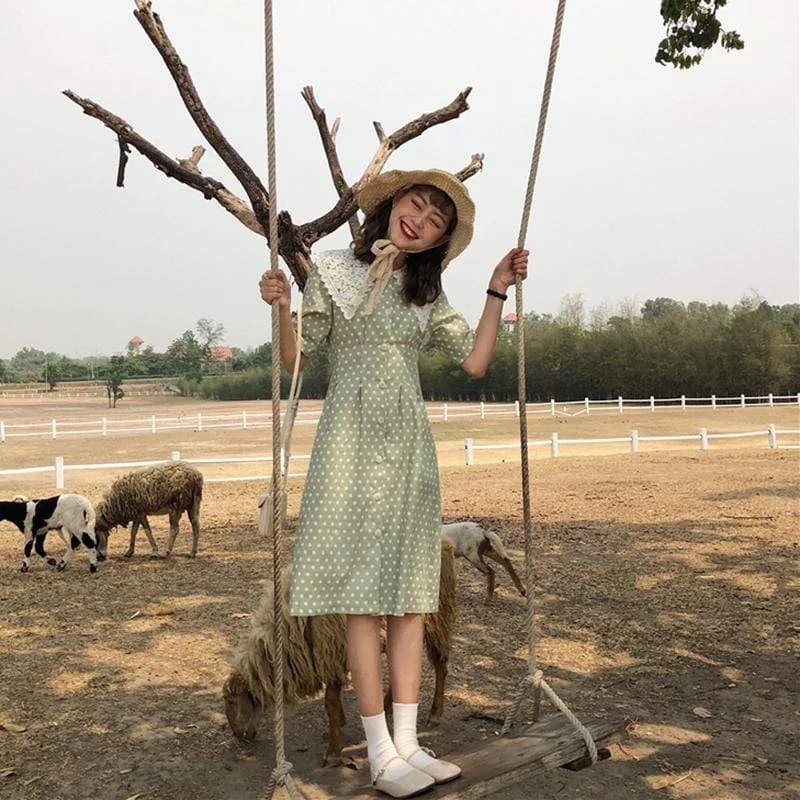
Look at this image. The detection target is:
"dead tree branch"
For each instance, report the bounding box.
[456,152,485,182]
[300,86,361,248]
[63,91,266,236]
[298,87,473,246]
[66,5,480,289]
[131,0,271,233]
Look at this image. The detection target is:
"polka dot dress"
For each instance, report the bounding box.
[289,249,474,617]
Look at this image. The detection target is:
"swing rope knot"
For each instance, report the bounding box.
[262,760,302,800]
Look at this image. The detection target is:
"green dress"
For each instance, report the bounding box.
[289,248,474,617]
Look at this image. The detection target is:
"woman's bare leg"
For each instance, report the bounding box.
[348,614,434,795]
[386,614,424,703]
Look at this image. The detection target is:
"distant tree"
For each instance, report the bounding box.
[167,330,206,382]
[10,347,47,382]
[196,318,226,350]
[657,0,744,69]
[100,355,127,408]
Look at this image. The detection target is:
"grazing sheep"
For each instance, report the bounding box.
[0,494,99,573]
[94,461,203,558]
[223,541,457,765]
[441,521,526,602]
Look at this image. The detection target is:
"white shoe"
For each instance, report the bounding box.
[371,755,435,798]
[404,747,462,784]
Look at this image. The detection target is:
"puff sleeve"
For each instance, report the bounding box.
[298,265,333,357]
[424,290,475,363]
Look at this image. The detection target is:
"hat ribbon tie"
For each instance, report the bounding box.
[364,239,402,315]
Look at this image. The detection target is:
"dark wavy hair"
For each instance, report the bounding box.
[353,186,457,307]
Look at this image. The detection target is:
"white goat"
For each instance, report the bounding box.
[0,494,99,573]
[441,521,526,601]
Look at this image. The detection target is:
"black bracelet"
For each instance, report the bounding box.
[486,288,508,301]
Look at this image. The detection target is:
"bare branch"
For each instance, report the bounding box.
[301,86,361,247]
[373,121,386,142]
[116,136,131,187]
[63,91,263,235]
[299,87,473,245]
[132,1,271,233]
[178,145,205,173]
[456,152,485,183]
[330,117,341,142]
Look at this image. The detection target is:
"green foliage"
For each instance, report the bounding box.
[166,330,206,382]
[656,0,744,69]
[99,355,126,408]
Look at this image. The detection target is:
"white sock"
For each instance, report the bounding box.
[392,702,435,766]
[362,712,396,768]
[362,711,418,780]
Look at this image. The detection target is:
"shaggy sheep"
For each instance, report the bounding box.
[94,461,203,558]
[0,494,99,573]
[441,521,526,601]
[223,541,457,766]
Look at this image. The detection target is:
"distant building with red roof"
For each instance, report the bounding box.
[501,312,517,332]
[127,336,144,353]
[209,345,234,362]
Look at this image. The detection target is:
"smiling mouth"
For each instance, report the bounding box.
[399,220,419,240]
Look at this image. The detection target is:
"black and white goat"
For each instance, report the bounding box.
[441,521,527,602]
[0,494,99,573]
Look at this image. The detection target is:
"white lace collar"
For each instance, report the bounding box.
[313,248,432,333]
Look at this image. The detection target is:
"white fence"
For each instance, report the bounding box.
[1,393,798,443]
[0,450,310,490]
[464,425,800,464]
[1,425,797,490]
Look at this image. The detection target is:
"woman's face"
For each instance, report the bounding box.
[388,187,453,253]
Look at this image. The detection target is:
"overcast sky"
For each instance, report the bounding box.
[1,1,797,359]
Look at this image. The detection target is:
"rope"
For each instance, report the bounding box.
[506,0,598,765]
[262,1,302,797]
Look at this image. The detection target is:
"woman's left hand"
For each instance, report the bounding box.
[490,248,529,291]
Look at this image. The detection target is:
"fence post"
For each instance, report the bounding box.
[768,393,774,407]
[767,424,777,449]
[443,403,448,422]
[197,412,203,432]
[711,394,716,410]
[52,418,57,439]
[480,401,485,420]
[242,411,248,430]
[584,397,590,415]
[681,394,686,411]
[465,438,474,466]
[102,417,107,436]
[650,395,655,413]
[618,396,623,414]
[0,421,4,443]
[515,400,520,417]
[550,432,559,459]
[700,427,709,451]
[171,450,181,461]
[740,394,745,408]
[55,456,64,489]
[631,429,639,453]
[550,399,555,416]
[797,392,800,407]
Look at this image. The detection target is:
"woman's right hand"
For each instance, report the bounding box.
[259,269,291,308]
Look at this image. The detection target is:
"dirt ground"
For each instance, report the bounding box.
[0,399,798,800]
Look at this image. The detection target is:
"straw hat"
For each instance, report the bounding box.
[357,168,475,265]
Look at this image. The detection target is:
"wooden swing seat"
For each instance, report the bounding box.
[339,714,626,799]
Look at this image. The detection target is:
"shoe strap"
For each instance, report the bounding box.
[371,754,407,786]
[407,746,437,762]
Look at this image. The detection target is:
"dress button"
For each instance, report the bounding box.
[375,454,384,463]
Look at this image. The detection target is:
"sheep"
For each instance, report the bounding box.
[441,521,526,602]
[0,494,99,573]
[94,461,203,559]
[223,540,457,766]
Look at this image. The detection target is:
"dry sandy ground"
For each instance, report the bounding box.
[0,399,798,800]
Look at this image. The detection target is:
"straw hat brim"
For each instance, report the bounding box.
[357,169,475,265]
